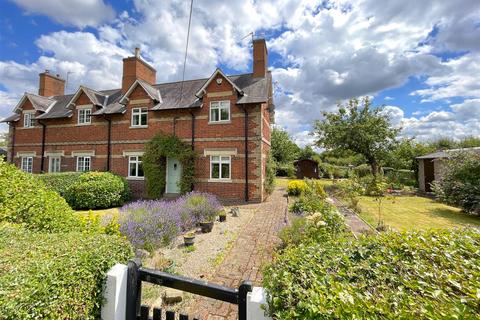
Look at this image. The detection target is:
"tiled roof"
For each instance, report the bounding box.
[416,147,480,159]
[2,72,272,122]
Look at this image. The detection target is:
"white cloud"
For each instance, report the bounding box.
[11,0,115,28]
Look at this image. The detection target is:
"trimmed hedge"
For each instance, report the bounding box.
[36,172,83,196]
[65,172,131,209]
[264,224,480,319]
[0,159,82,232]
[0,224,133,319]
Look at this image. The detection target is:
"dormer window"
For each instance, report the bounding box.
[23,112,35,128]
[78,108,92,125]
[131,107,148,127]
[210,101,230,123]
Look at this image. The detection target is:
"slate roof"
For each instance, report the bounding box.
[2,71,272,122]
[416,147,480,159]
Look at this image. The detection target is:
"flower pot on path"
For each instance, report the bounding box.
[200,221,214,233]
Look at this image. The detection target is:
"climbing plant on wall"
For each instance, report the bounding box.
[143,133,196,198]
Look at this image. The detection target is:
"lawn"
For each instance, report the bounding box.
[357,195,480,230]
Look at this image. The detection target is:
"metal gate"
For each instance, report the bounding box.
[126,259,252,320]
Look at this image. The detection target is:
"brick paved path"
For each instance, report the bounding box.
[189,186,289,319]
[328,196,374,236]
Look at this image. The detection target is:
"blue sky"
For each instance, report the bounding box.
[1,0,479,145]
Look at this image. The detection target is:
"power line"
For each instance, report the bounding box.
[179,0,194,105]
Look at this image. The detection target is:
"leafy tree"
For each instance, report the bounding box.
[313,97,400,175]
[0,132,7,147]
[271,127,300,165]
[458,136,480,148]
[385,138,433,171]
[298,145,317,160]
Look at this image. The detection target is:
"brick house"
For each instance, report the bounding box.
[2,39,274,202]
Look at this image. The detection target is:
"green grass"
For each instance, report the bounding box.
[357,195,480,230]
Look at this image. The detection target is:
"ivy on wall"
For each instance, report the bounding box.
[143,133,196,198]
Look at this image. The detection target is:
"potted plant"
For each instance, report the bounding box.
[200,219,214,233]
[183,231,196,246]
[218,210,227,222]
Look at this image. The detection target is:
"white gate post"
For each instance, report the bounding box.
[101,263,128,320]
[247,287,272,320]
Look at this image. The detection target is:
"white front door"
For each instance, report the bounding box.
[166,157,182,194]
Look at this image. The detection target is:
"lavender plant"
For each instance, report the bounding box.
[118,192,222,251]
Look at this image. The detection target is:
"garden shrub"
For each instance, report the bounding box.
[432,152,480,214]
[287,180,308,196]
[65,172,131,209]
[264,228,480,319]
[119,192,222,251]
[78,210,121,236]
[143,133,196,198]
[0,159,82,232]
[304,179,327,199]
[36,172,82,196]
[0,224,133,319]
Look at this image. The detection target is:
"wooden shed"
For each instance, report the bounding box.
[294,159,319,179]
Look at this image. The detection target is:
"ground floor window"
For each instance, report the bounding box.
[48,156,61,173]
[128,155,144,178]
[210,155,231,180]
[76,156,91,172]
[21,156,33,173]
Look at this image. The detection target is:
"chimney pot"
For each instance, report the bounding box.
[135,47,140,58]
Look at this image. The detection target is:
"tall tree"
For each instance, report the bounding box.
[271,128,300,165]
[313,97,400,175]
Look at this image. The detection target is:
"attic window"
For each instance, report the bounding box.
[23,113,35,128]
[216,78,223,85]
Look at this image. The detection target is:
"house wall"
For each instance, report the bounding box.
[8,74,269,202]
[418,159,425,191]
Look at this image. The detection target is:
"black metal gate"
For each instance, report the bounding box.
[126,259,252,320]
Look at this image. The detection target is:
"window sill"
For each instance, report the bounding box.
[208,120,231,125]
[127,176,145,181]
[208,179,232,183]
[76,123,91,126]
[129,125,149,129]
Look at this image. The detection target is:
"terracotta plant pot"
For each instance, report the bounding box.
[183,235,195,246]
[200,221,214,233]
[219,215,226,222]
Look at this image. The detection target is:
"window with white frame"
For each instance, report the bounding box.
[48,156,61,173]
[76,156,91,172]
[210,155,231,180]
[128,156,144,178]
[21,156,33,173]
[78,109,92,125]
[131,108,148,127]
[210,101,230,122]
[23,113,35,128]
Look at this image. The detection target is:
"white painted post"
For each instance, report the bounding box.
[101,263,128,320]
[247,287,272,320]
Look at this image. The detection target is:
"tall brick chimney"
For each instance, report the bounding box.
[122,47,157,93]
[252,39,268,78]
[38,70,65,96]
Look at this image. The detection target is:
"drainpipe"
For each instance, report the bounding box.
[105,115,112,171]
[39,121,46,173]
[173,117,179,136]
[190,110,195,150]
[9,123,16,164]
[243,106,249,202]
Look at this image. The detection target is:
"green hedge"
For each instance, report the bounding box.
[0,224,133,319]
[64,172,131,210]
[36,172,83,196]
[264,227,480,319]
[0,159,82,232]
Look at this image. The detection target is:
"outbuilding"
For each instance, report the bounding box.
[416,147,480,192]
[294,159,319,179]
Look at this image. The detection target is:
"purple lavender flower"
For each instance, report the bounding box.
[118,192,222,251]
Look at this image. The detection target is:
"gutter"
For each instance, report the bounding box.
[9,123,16,164]
[243,106,249,202]
[39,121,46,173]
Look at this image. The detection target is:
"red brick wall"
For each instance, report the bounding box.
[9,73,271,202]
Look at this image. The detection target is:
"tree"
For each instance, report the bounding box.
[313,97,400,175]
[385,138,432,171]
[0,132,7,147]
[271,128,300,165]
[298,146,317,160]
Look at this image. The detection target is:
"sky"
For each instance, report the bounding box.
[0,0,479,147]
